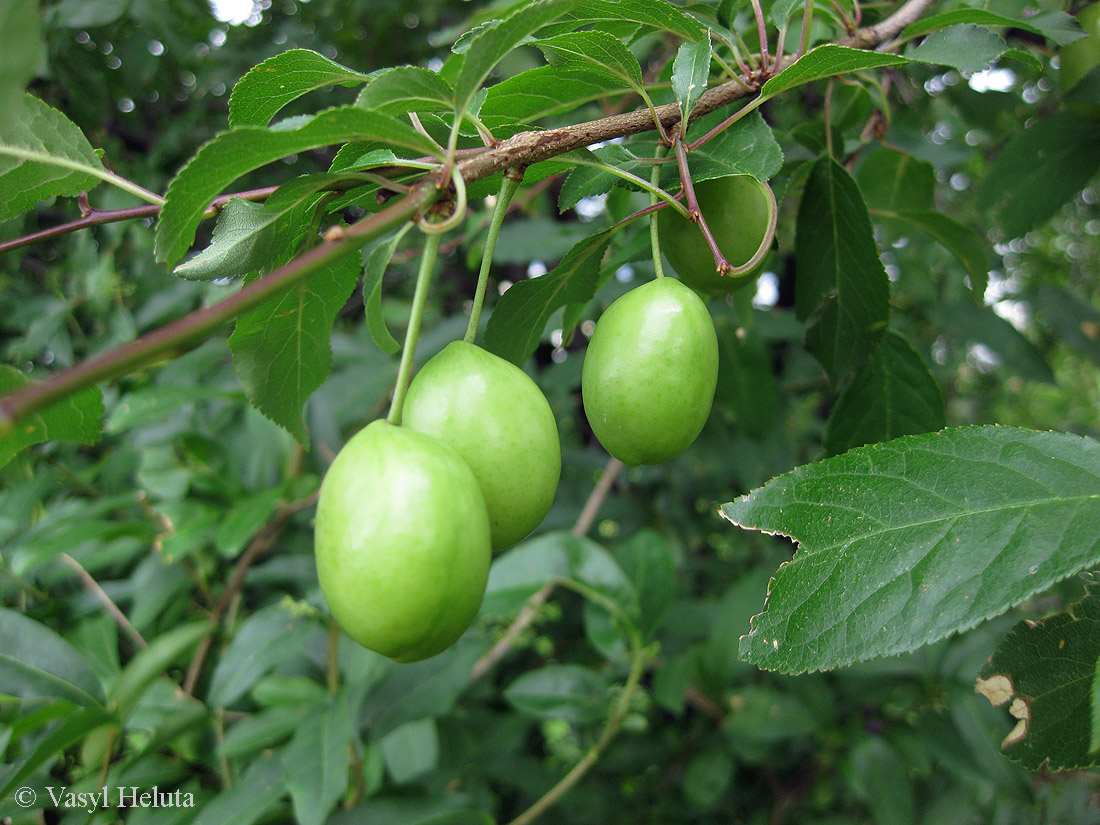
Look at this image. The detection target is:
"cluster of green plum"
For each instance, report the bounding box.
[314,174,772,662]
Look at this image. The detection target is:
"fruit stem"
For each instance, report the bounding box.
[568,154,690,219]
[649,144,669,279]
[465,172,522,344]
[748,0,771,73]
[674,138,731,276]
[797,0,816,60]
[387,231,442,426]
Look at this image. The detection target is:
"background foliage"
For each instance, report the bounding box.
[2,0,1100,823]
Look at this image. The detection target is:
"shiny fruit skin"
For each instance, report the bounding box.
[1061,3,1100,120]
[314,420,491,663]
[658,175,771,295]
[581,278,719,465]
[403,341,561,550]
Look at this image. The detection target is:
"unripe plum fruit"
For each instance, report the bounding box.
[581,277,718,465]
[657,175,773,295]
[403,341,561,550]
[314,420,491,662]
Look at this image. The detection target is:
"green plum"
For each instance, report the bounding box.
[403,341,561,550]
[657,175,773,295]
[1061,3,1100,120]
[314,419,491,662]
[581,277,719,465]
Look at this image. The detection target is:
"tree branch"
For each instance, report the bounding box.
[0,0,934,430]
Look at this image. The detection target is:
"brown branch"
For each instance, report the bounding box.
[0,0,934,431]
[573,456,624,539]
[182,491,319,696]
[60,552,148,650]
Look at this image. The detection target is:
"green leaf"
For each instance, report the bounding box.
[192,752,285,825]
[283,689,357,825]
[850,737,916,825]
[723,426,1100,673]
[107,621,213,718]
[1031,285,1100,367]
[768,0,802,28]
[504,664,609,723]
[173,199,289,281]
[481,65,636,124]
[229,248,362,444]
[823,331,945,457]
[221,703,312,759]
[229,49,371,128]
[0,365,104,470]
[857,146,934,212]
[0,607,106,707]
[874,210,989,297]
[758,46,910,104]
[357,66,454,116]
[106,384,241,433]
[48,0,126,27]
[977,113,1100,239]
[558,145,647,212]
[533,31,646,98]
[666,110,783,185]
[379,717,440,784]
[978,581,1100,770]
[483,229,612,366]
[569,0,705,40]
[907,24,1007,74]
[901,9,1083,47]
[362,231,407,355]
[0,0,40,118]
[795,155,890,380]
[931,302,1054,384]
[207,604,316,707]
[0,706,115,800]
[454,0,580,116]
[155,106,440,265]
[0,94,106,222]
[482,531,635,616]
[673,35,712,131]
[215,488,283,558]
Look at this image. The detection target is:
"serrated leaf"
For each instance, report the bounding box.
[758,46,910,103]
[823,331,944,457]
[931,302,1054,383]
[362,230,407,355]
[283,689,357,825]
[901,9,1083,47]
[483,229,612,366]
[534,30,646,97]
[667,110,783,185]
[569,0,705,40]
[723,426,1100,673]
[229,49,371,128]
[908,24,1006,74]
[0,365,104,470]
[977,113,1100,240]
[356,65,454,116]
[155,106,440,265]
[769,0,802,28]
[454,0,580,116]
[0,0,40,117]
[504,664,609,723]
[874,209,989,296]
[0,94,106,222]
[229,249,362,444]
[673,35,711,132]
[481,65,637,124]
[978,582,1100,770]
[795,156,890,380]
[0,607,106,708]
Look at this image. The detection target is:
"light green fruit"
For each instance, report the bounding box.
[403,341,561,550]
[314,420,491,662]
[657,175,773,295]
[1061,3,1100,121]
[581,277,719,465]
